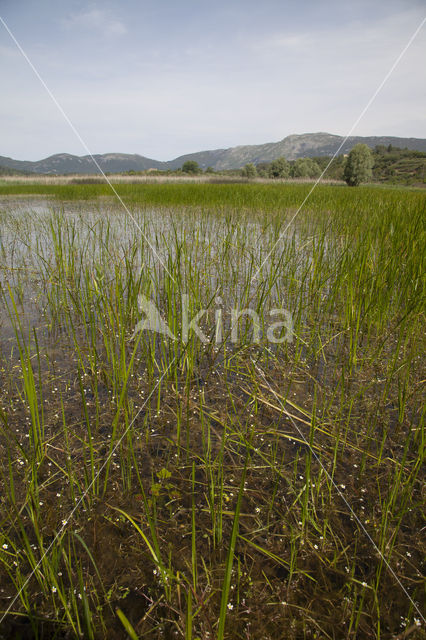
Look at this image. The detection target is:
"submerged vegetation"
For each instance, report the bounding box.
[0,183,424,639]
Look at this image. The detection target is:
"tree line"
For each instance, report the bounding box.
[243,145,425,185]
[126,145,425,187]
[241,144,373,185]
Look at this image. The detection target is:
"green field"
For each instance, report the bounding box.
[0,183,424,639]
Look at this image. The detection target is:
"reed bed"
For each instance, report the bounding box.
[0,183,424,639]
[0,175,343,187]
[0,174,233,186]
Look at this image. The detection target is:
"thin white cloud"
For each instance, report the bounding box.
[0,1,424,159]
[251,6,424,57]
[0,44,20,58]
[63,8,127,38]
[252,33,309,52]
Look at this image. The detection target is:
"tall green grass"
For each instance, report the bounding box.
[0,183,424,638]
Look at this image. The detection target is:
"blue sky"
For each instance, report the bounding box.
[0,0,425,160]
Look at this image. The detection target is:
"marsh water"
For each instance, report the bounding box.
[0,189,424,639]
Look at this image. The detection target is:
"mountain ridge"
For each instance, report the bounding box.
[1,132,426,175]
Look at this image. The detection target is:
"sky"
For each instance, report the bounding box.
[0,0,425,161]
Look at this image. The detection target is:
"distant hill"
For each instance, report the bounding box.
[2,133,426,174]
[171,133,426,171]
[0,152,167,175]
[0,163,32,176]
[0,166,27,176]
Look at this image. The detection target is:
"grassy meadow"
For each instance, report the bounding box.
[0,182,424,639]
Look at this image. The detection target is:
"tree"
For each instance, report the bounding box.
[255,162,269,178]
[344,144,373,186]
[268,157,290,178]
[241,163,257,178]
[181,160,201,174]
[291,158,321,179]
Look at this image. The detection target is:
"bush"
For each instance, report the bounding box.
[181,161,201,175]
[268,157,290,178]
[291,158,321,178]
[241,163,257,178]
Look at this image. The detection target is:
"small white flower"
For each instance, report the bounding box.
[361,581,368,588]
[227,603,233,610]
[52,586,57,593]
[2,544,8,550]
[61,519,68,527]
